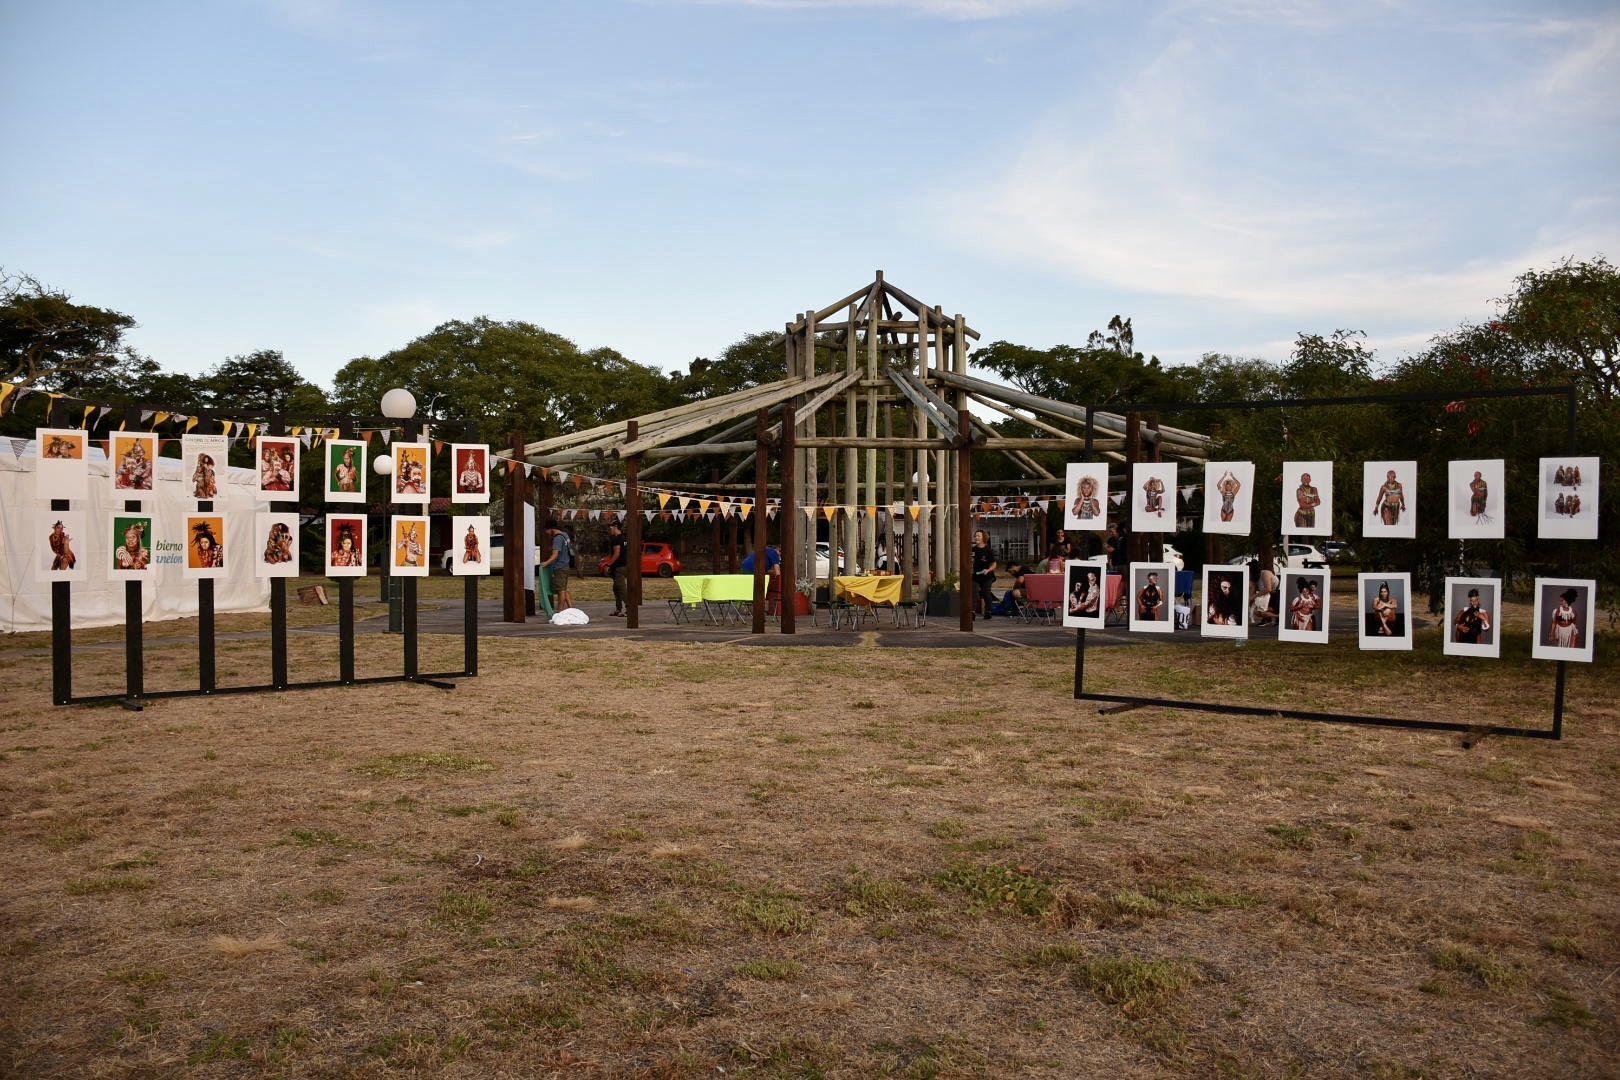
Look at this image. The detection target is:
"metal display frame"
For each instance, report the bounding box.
[48,406,481,710]
[1072,385,1581,741]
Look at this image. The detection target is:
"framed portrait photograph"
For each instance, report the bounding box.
[109,432,158,497]
[1537,457,1599,541]
[1130,462,1178,534]
[254,512,301,579]
[1203,461,1255,536]
[34,510,88,582]
[325,514,368,577]
[1281,460,1333,537]
[182,514,227,580]
[1061,558,1107,629]
[324,438,367,505]
[35,428,90,502]
[109,514,156,578]
[1442,576,1500,659]
[1531,578,1596,663]
[450,515,492,576]
[1278,569,1329,644]
[1362,461,1417,539]
[450,443,491,504]
[1447,459,1505,540]
[1127,561,1175,633]
[1357,572,1412,651]
[181,434,227,503]
[1200,565,1249,640]
[1063,462,1109,532]
[255,436,301,502]
[390,515,430,577]
[391,442,431,506]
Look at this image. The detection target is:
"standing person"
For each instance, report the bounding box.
[1105,523,1126,573]
[1289,579,1319,631]
[1454,588,1490,643]
[333,447,358,493]
[1136,570,1164,621]
[1250,562,1279,625]
[1369,581,1399,636]
[606,520,629,617]
[970,529,999,620]
[1046,529,1075,573]
[1216,469,1242,522]
[1549,588,1580,649]
[192,453,217,500]
[1468,470,1489,522]
[1294,472,1321,529]
[1373,469,1405,527]
[541,520,574,611]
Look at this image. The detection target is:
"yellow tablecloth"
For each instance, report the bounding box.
[701,574,757,602]
[834,575,903,607]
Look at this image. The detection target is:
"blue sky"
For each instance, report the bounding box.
[4,0,1616,394]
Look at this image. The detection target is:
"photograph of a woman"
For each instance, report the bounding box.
[1061,558,1107,629]
[325,439,368,504]
[1532,579,1594,662]
[1357,573,1412,651]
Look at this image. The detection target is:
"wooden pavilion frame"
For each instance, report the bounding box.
[507,272,1212,632]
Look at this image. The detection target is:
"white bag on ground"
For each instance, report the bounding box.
[551,608,589,626]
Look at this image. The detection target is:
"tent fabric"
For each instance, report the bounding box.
[1,439,272,633]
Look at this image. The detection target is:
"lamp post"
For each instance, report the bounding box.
[378,389,416,624]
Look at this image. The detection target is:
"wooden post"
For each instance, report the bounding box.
[503,430,526,623]
[957,407,973,632]
[625,420,643,629]
[752,409,769,634]
[779,403,797,634]
[1124,412,1142,565]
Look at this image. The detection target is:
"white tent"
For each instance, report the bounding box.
[1,438,271,633]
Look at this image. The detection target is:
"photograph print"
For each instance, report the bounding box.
[325,514,368,577]
[1537,456,1600,540]
[255,435,301,502]
[451,444,491,504]
[324,438,367,505]
[110,514,155,577]
[1448,459,1505,540]
[34,510,88,582]
[183,514,227,580]
[1531,578,1596,663]
[1362,460,1417,539]
[1200,564,1249,640]
[1063,462,1109,532]
[1203,461,1255,536]
[451,516,492,577]
[391,442,431,506]
[1061,557,1107,629]
[1278,569,1329,644]
[181,434,227,503]
[1281,460,1333,537]
[110,432,158,496]
[1130,462,1178,534]
[34,427,90,502]
[255,512,301,578]
[390,515,430,576]
[1128,561,1175,633]
[1357,572,1413,651]
[1443,576,1501,659]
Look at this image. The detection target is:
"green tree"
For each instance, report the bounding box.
[1281,329,1376,399]
[1,269,139,391]
[200,349,327,415]
[1498,255,1620,404]
[331,317,676,442]
[673,330,783,400]
[972,319,1183,408]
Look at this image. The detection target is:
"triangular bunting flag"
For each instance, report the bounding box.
[380,430,392,445]
[1109,492,1125,505]
[1180,485,1198,502]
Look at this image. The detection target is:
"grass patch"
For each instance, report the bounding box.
[1076,955,1199,1016]
[66,876,154,896]
[354,752,494,780]
[935,859,1054,916]
[1427,945,1523,991]
[736,958,804,980]
[433,889,496,931]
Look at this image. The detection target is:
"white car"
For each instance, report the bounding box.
[1228,542,1328,570]
[813,543,847,578]
[439,534,542,572]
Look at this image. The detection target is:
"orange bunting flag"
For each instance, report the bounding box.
[822,506,837,521]
[908,505,922,520]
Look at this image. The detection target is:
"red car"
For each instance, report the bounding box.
[598,541,682,578]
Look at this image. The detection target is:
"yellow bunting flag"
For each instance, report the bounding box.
[247,423,258,440]
[222,421,234,438]
[185,416,199,433]
[658,493,670,509]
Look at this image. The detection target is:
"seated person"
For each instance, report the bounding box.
[991,562,1030,616]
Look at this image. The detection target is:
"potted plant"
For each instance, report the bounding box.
[792,578,815,617]
[925,572,960,618]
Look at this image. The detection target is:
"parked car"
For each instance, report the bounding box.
[596,541,683,577]
[1228,542,1328,570]
[814,543,847,578]
[439,534,542,572]
[1320,539,1354,563]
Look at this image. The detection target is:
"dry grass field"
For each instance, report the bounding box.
[1,583,1616,1079]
